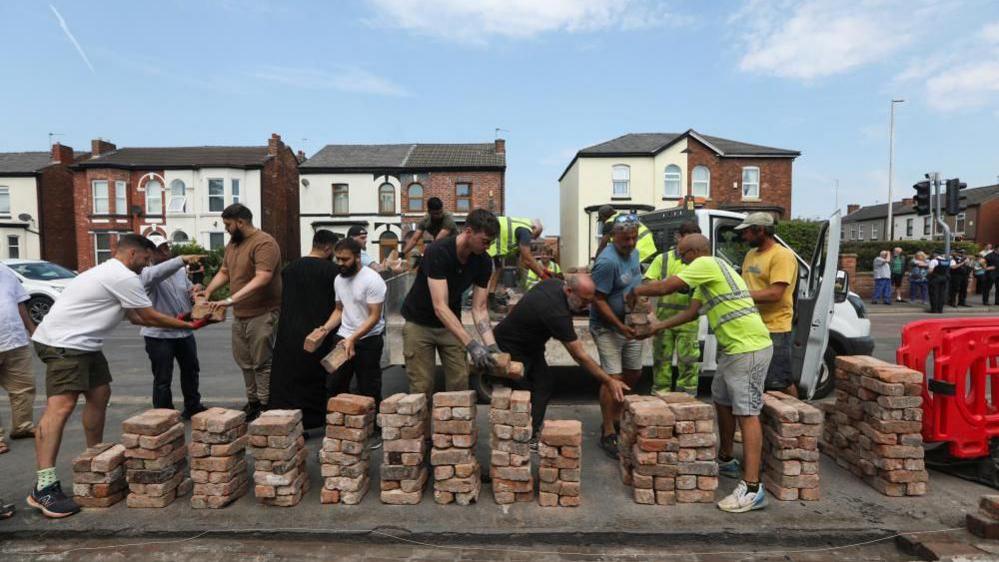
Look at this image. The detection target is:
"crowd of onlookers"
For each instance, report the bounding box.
[871,244,999,312]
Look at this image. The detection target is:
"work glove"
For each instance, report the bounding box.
[487,343,501,354]
[190,318,210,330]
[467,340,497,370]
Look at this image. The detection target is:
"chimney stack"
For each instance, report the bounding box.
[296,150,306,163]
[51,143,74,164]
[268,133,282,156]
[91,138,116,157]
[494,138,505,155]
[846,204,860,215]
[901,197,914,207]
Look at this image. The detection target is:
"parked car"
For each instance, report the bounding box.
[1,259,77,324]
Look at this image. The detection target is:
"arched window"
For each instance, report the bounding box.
[407,183,424,212]
[612,165,630,197]
[691,166,710,198]
[332,184,349,215]
[171,230,189,243]
[168,179,186,213]
[146,180,163,215]
[664,164,682,198]
[379,183,395,214]
[379,230,399,261]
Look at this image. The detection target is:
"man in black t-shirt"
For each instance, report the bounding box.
[401,208,501,399]
[494,275,629,437]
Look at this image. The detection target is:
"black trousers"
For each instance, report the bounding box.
[144,335,202,411]
[948,274,969,306]
[984,274,999,305]
[506,347,552,435]
[326,334,384,412]
[928,275,949,313]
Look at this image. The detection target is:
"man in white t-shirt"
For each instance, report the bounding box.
[311,237,387,446]
[28,234,202,519]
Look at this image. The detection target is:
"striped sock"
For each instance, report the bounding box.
[36,467,58,491]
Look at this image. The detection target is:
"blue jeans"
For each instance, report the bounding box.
[873,278,892,303]
[909,280,928,303]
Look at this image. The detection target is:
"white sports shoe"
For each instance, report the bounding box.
[717,480,767,513]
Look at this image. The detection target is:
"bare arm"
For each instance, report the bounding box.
[126,307,195,329]
[17,303,35,336]
[401,229,426,255]
[201,266,229,298]
[518,244,547,278]
[347,302,383,344]
[595,233,611,259]
[211,269,272,310]
[470,285,496,347]
[434,228,452,241]
[750,282,789,304]
[564,339,629,401]
[649,301,702,335]
[429,277,472,346]
[592,292,633,337]
[319,302,344,336]
[633,276,690,298]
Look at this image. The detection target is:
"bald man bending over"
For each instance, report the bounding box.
[493,275,629,445]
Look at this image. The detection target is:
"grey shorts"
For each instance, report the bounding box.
[712,346,773,416]
[765,332,794,391]
[590,325,643,375]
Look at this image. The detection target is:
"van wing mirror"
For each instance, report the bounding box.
[834,270,849,302]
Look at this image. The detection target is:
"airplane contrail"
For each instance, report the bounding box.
[49,4,95,74]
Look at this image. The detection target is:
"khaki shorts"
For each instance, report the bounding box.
[590,325,644,375]
[712,346,772,416]
[34,342,112,397]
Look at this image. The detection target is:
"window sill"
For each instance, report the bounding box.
[662,196,681,201]
[610,197,632,201]
[741,197,761,202]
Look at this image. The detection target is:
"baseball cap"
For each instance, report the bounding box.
[734,212,775,231]
[347,225,368,238]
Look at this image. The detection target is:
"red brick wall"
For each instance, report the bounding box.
[685,138,794,218]
[37,162,79,269]
[260,136,301,262]
[72,168,160,270]
[400,170,505,229]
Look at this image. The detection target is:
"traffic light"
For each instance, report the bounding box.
[913,180,931,216]
[945,178,967,215]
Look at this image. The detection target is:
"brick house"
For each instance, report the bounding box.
[298,140,506,259]
[0,144,80,267]
[71,134,299,270]
[558,129,799,267]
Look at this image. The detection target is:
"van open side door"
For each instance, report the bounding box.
[791,212,841,399]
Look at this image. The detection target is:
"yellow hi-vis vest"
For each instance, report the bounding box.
[645,249,698,333]
[524,261,562,290]
[606,212,657,263]
[695,257,771,355]
[488,216,533,258]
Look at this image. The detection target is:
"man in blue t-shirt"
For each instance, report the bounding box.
[589,214,643,459]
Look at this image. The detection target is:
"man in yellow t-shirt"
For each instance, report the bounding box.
[736,213,799,397]
[631,233,772,514]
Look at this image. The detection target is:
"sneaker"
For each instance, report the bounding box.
[718,457,742,479]
[599,433,619,460]
[27,482,80,518]
[528,436,539,454]
[370,430,383,450]
[717,480,767,513]
[181,404,208,421]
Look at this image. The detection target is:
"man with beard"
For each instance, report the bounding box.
[313,237,387,446]
[493,274,629,444]
[29,234,200,518]
[268,230,339,430]
[202,203,282,421]
[737,213,799,397]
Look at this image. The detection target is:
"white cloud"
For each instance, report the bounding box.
[49,5,95,74]
[250,66,407,97]
[364,0,688,43]
[981,21,999,43]
[733,0,932,80]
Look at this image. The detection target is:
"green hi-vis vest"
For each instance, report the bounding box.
[607,212,657,263]
[655,249,698,332]
[523,261,562,290]
[699,258,770,354]
[488,216,533,258]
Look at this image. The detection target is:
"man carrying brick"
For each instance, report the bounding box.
[486,216,547,311]
[630,233,773,513]
[737,212,799,397]
[202,203,282,421]
[29,234,202,518]
[314,237,387,447]
[591,214,643,459]
[401,208,500,398]
[494,274,629,444]
[400,197,458,259]
[0,262,37,453]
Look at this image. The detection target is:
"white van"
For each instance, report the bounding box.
[639,208,873,399]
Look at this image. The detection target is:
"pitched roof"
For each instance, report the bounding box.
[842,184,999,222]
[300,142,505,171]
[0,152,53,175]
[76,146,271,170]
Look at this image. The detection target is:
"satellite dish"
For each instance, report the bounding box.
[17,213,32,222]
[301,178,310,188]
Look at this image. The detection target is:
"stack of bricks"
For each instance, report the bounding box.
[488,387,534,504]
[249,409,310,506]
[121,409,192,508]
[320,394,376,504]
[625,296,653,338]
[819,356,927,496]
[663,393,718,503]
[377,393,429,504]
[538,419,581,507]
[967,495,999,540]
[761,391,822,501]
[72,443,127,508]
[189,407,249,509]
[430,390,481,505]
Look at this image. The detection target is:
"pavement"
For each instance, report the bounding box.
[0,312,996,559]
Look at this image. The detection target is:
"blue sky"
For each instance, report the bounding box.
[2,0,997,232]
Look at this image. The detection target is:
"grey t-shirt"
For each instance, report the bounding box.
[418,213,459,239]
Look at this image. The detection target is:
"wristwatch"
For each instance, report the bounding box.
[224,297,234,306]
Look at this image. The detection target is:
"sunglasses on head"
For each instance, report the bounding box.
[614,213,639,224]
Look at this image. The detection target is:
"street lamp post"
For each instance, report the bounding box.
[887,98,904,240]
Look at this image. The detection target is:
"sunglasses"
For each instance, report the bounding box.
[614,213,640,225]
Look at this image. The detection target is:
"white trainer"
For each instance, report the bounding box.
[717,480,767,513]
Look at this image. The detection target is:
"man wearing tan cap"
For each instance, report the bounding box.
[736,212,799,397]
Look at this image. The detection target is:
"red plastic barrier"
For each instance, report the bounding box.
[897,318,999,458]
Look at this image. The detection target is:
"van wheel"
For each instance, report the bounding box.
[26,296,54,325]
[812,346,837,400]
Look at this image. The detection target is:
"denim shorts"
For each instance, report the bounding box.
[712,346,773,416]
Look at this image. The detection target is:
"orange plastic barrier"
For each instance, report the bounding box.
[897,318,999,458]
